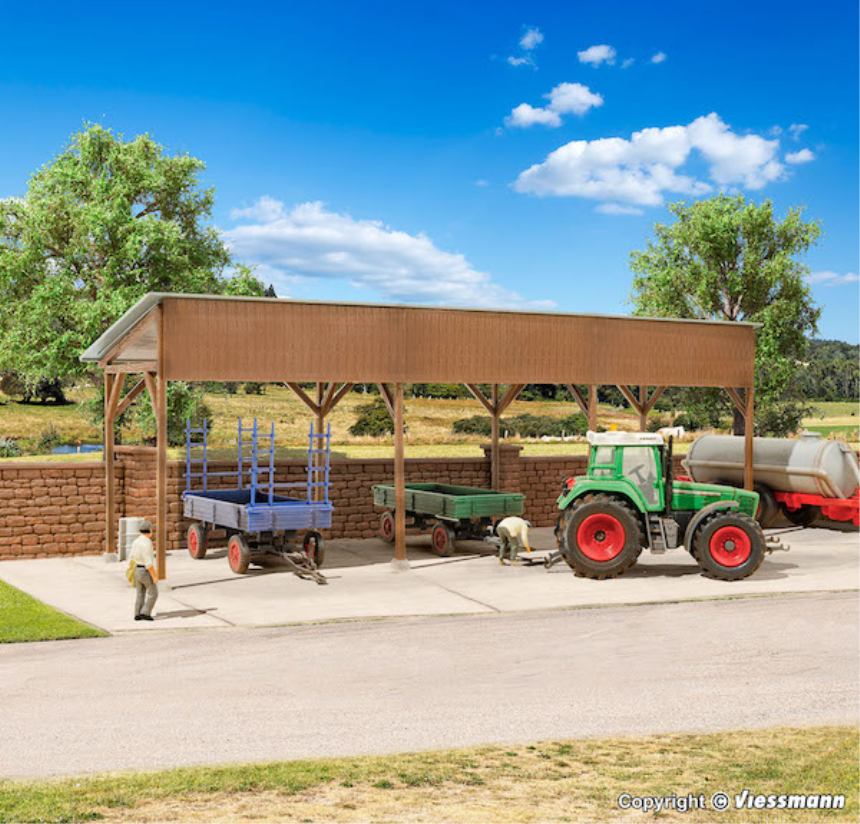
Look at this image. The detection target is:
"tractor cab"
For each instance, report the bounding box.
[584,431,665,511]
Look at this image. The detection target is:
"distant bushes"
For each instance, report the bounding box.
[452,412,588,439]
[349,398,395,437]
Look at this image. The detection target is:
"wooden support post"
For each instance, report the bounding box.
[155,309,167,581]
[104,373,117,559]
[491,384,500,490]
[588,385,598,432]
[744,385,755,491]
[393,382,407,565]
[639,385,648,432]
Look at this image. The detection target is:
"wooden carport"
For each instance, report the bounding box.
[81,293,758,580]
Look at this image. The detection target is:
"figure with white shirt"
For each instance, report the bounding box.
[130,521,158,621]
[495,516,532,565]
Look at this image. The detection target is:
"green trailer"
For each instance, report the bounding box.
[372,483,525,556]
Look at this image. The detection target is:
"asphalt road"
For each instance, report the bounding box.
[1,591,857,778]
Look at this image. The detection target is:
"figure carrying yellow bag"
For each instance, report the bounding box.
[126,557,136,586]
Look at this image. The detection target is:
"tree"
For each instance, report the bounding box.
[0,124,264,385]
[629,194,822,436]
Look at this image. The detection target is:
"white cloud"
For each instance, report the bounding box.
[507,55,534,68]
[621,57,635,69]
[687,113,783,188]
[226,200,555,308]
[651,52,667,64]
[505,82,603,128]
[514,113,788,205]
[807,271,859,286]
[506,103,562,128]
[578,44,616,66]
[786,148,815,164]
[474,179,490,187]
[595,203,645,215]
[520,26,544,50]
[789,123,809,140]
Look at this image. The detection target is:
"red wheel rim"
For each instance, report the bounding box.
[708,525,752,567]
[576,513,626,562]
[189,529,199,558]
[433,526,448,552]
[228,539,241,571]
[304,535,317,559]
[382,515,394,539]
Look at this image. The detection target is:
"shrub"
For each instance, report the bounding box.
[243,382,265,395]
[37,424,62,453]
[0,437,21,458]
[349,398,395,437]
[646,413,671,433]
[1,373,68,404]
[452,415,492,436]
[135,382,213,446]
[451,412,587,439]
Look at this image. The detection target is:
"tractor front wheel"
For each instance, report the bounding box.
[694,511,765,581]
[227,534,251,574]
[561,494,643,579]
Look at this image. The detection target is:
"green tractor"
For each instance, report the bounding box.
[556,432,769,581]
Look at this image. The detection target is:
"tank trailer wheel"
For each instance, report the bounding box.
[187,523,208,560]
[780,503,821,527]
[379,511,396,543]
[561,494,643,579]
[303,530,326,568]
[754,486,780,530]
[431,522,456,557]
[694,511,765,581]
[227,534,251,574]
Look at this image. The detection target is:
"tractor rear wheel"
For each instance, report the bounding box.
[694,511,765,581]
[561,494,643,579]
[187,523,208,560]
[227,534,251,574]
[755,485,780,529]
[780,503,820,527]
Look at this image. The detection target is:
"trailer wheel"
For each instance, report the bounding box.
[431,522,456,556]
[187,523,208,560]
[780,503,820,527]
[561,494,643,579]
[754,486,779,529]
[303,530,326,568]
[694,511,765,581]
[379,511,396,543]
[227,534,251,574]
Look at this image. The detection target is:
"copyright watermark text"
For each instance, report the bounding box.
[618,790,845,813]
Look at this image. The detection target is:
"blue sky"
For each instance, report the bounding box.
[2,0,858,341]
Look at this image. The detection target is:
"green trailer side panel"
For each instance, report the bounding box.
[372,483,524,519]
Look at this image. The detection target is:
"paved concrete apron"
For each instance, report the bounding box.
[0,527,856,632]
[1,592,856,778]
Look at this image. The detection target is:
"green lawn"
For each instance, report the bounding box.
[0,579,106,643]
[0,727,855,823]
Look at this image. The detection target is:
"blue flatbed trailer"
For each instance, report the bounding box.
[181,419,332,582]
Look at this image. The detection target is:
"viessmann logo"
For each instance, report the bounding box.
[617,790,846,813]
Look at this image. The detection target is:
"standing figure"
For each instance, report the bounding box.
[496,516,532,565]
[131,521,158,621]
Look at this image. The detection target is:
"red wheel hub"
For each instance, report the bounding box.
[189,529,199,557]
[708,525,752,567]
[382,515,394,538]
[228,540,241,571]
[577,513,625,562]
[433,527,448,551]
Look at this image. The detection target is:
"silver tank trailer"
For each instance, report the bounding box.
[683,433,860,499]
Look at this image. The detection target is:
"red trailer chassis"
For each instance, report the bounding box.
[775,489,860,527]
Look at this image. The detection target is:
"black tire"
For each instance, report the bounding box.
[430,522,456,556]
[754,486,780,529]
[561,494,643,579]
[379,511,396,543]
[187,523,208,560]
[780,503,820,527]
[694,511,765,581]
[227,534,251,574]
[302,530,326,568]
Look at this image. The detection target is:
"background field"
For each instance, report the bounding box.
[1,385,857,463]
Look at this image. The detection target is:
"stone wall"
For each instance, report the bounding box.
[0,462,124,561]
